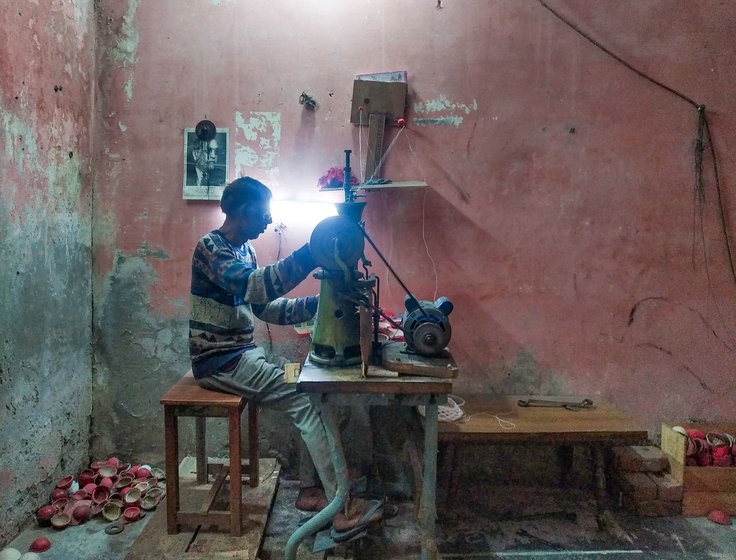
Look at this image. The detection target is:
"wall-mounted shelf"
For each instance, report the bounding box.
[319,180,427,193]
[359,180,427,191]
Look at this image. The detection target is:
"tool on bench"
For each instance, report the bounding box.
[517,398,594,411]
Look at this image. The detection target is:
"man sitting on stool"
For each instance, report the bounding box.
[189,177,383,534]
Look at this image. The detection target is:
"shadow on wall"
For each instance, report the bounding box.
[362,185,569,399]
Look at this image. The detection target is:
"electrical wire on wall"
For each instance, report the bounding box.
[356,120,441,302]
[405,127,440,301]
[538,0,736,347]
[264,222,286,355]
[538,0,735,288]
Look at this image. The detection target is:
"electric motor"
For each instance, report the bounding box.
[402,296,453,356]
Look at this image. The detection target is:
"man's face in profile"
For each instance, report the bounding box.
[193,139,219,173]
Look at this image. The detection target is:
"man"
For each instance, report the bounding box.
[186,136,226,187]
[189,177,382,536]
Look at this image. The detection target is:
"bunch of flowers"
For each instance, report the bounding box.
[317,167,358,190]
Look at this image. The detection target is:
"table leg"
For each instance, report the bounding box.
[557,444,574,487]
[164,408,180,535]
[229,407,242,536]
[285,405,349,560]
[420,399,439,560]
[592,444,613,530]
[196,416,207,484]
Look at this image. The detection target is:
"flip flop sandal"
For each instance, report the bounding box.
[330,499,384,543]
[352,493,398,519]
[298,514,332,531]
[329,526,369,544]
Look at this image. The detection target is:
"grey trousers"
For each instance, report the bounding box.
[196,347,337,499]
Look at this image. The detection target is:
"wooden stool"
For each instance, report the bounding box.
[161,370,259,536]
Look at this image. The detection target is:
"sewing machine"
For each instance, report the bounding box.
[307,151,454,374]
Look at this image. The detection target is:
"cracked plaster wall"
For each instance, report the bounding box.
[88,0,736,487]
[0,0,95,544]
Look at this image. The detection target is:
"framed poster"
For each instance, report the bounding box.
[182,127,229,200]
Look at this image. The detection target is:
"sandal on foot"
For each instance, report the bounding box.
[330,498,384,542]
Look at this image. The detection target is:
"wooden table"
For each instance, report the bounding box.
[285,359,453,560]
[437,394,648,527]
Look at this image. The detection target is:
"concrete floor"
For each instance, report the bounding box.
[5,478,736,559]
[262,481,736,560]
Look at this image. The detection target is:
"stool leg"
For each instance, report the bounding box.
[229,407,243,536]
[248,402,259,487]
[164,407,180,534]
[196,416,207,484]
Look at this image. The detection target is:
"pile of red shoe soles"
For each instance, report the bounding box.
[35,457,166,531]
[676,428,736,467]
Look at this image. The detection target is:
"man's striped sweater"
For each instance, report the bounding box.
[189,230,318,379]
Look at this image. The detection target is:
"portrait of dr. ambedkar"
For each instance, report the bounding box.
[183,128,229,200]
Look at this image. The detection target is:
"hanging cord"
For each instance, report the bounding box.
[406,129,440,301]
[367,126,407,183]
[701,111,736,284]
[538,0,736,288]
[358,107,365,184]
[265,224,286,354]
[404,127,440,299]
[538,1,697,107]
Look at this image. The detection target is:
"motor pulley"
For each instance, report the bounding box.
[402,296,453,356]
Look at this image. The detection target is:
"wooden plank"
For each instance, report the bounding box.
[437,394,648,444]
[125,458,279,560]
[350,80,406,125]
[364,112,386,181]
[660,422,686,483]
[200,464,229,515]
[381,341,458,378]
[684,467,736,492]
[359,304,372,377]
[683,491,736,516]
[297,359,452,395]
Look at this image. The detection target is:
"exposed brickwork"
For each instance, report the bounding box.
[619,472,658,501]
[613,445,669,472]
[648,472,684,502]
[611,445,682,517]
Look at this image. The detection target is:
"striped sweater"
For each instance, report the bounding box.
[189,230,318,378]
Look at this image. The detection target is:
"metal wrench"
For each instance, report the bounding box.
[517,398,594,411]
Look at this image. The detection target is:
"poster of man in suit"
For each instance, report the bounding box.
[183,128,229,200]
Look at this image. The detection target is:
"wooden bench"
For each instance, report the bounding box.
[436,394,648,526]
[161,371,259,536]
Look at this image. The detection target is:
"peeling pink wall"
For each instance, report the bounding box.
[0,0,95,544]
[92,0,736,462]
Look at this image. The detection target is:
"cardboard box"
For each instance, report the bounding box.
[661,422,736,516]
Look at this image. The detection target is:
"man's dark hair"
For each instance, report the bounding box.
[220,177,272,216]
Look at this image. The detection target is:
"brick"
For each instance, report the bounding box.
[619,471,658,501]
[648,472,683,502]
[631,499,682,517]
[634,446,670,472]
[612,446,642,471]
[613,445,669,472]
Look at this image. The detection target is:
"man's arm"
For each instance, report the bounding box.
[252,295,318,325]
[193,238,317,304]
